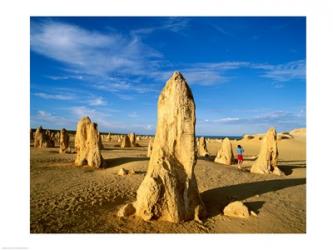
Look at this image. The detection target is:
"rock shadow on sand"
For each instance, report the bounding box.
[103,157,149,169]
[198,155,216,161]
[201,178,306,218]
[244,201,265,214]
[277,160,306,175]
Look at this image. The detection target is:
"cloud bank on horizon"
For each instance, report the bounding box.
[30,17,306,136]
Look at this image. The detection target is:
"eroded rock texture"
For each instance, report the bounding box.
[134,72,205,223]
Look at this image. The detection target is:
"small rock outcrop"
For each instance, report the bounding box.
[214,137,234,165]
[147,138,154,157]
[117,203,136,217]
[129,133,137,147]
[118,168,128,176]
[198,137,209,157]
[243,134,254,140]
[121,135,131,148]
[289,128,306,137]
[74,117,103,168]
[98,131,104,149]
[33,126,52,148]
[59,128,69,153]
[223,201,250,218]
[30,128,34,142]
[250,128,281,175]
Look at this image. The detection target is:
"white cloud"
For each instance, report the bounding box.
[115,94,135,101]
[88,97,107,106]
[31,20,305,90]
[253,60,305,82]
[31,21,162,78]
[69,106,116,130]
[93,80,158,94]
[46,75,83,80]
[202,110,305,127]
[214,117,240,122]
[31,110,72,127]
[33,90,109,108]
[128,112,138,118]
[174,60,305,85]
[66,106,154,133]
[34,92,75,100]
[163,17,190,32]
[130,17,190,36]
[150,61,249,86]
[144,124,153,130]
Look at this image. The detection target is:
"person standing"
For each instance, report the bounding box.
[236,145,244,169]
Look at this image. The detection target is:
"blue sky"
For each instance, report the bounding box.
[30,17,306,136]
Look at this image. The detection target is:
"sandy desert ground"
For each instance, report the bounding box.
[30,131,306,233]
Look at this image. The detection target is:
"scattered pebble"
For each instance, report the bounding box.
[223,201,250,218]
[118,168,129,176]
[250,211,258,217]
[117,203,136,217]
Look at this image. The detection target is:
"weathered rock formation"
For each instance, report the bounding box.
[117,136,122,143]
[117,203,136,217]
[30,128,33,142]
[214,137,234,165]
[74,117,103,168]
[129,133,137,147]
[250,128,282,175]
[118,168,128,176]
[290,128,306,137]
[223,201,250,218]
[98,131,104,150]
[45,130,55,147]
[132,72,205,223]
[147,138,154,157]
[121,135,131,148]
[243,134,254,140]
[277,133,294,140]
[128,169,136,175]
[33,126,52,148]
[59,128,69,153]
[55,131,60,142]
[198,137,209,157]
[33,126,43,148]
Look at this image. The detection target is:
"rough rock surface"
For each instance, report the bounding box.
[277,133,294,140]
[34,126,52,148]
[214,137,234,165]
[223,201,250,218]
[59,128,69,153]
[128,169,136,175]
[243,134,254,140]
[198,137,209,157]
[129,133,137,147]
[117,203,136,217]
[147,138,154,157]
[134,72,205,223]
[290,128,306,137]
[74,117,103,168]
[45,130,55,147]
[98,131,104,149]
[250,127,281,175]
[121,135,131,148]
[118,168,128,176]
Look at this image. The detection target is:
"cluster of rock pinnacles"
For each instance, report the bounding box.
[32,71,283,223]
